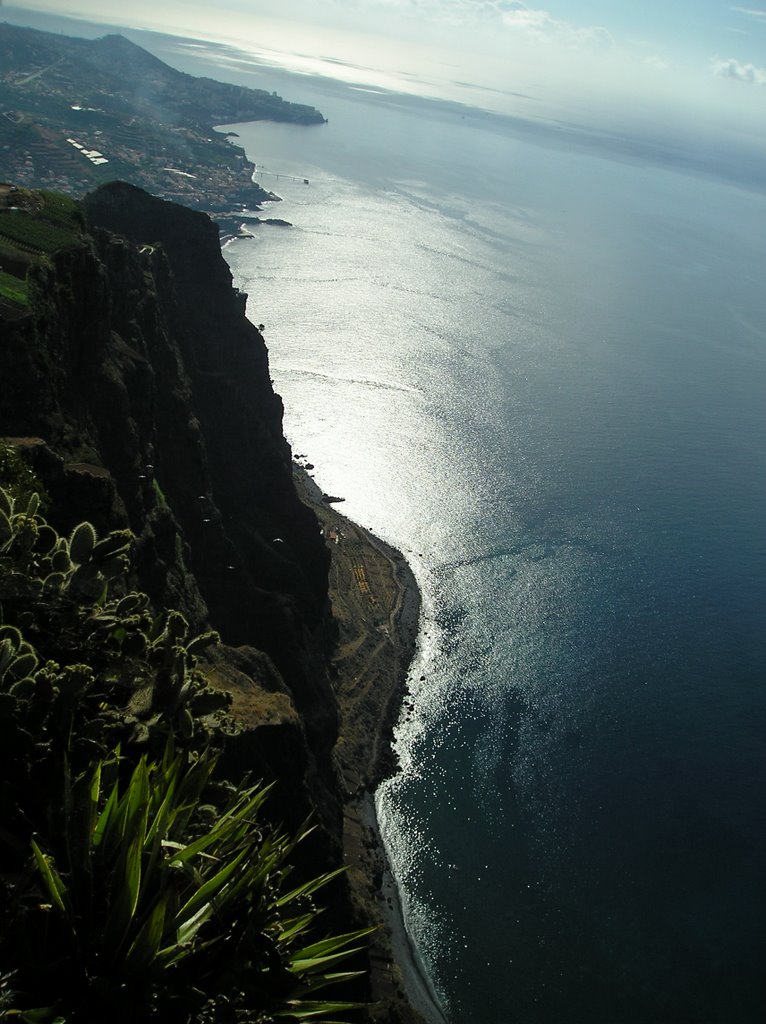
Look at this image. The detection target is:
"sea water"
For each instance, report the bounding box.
[221,85,766,1024]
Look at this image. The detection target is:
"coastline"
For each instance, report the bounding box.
[293,465,447,1024]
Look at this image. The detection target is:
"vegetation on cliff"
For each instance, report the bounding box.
[0,186,83,314]
[0,450,369,1023]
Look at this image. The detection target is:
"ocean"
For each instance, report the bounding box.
[219,80,766,1024]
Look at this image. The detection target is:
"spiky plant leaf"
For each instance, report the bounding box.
[30,839,70,914]
[273,1002,368,1021]
[277,867,348,908]
[125,892,170,970]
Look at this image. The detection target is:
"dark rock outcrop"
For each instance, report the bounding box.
[0,182,339,842]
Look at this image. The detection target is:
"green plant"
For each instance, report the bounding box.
[8,744,369,1023]
[0,269,28,306]
[0,485,370,1022]
[0,443,46,508]
[0,485,228,867]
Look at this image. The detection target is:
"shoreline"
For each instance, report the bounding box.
[293,465,447,1024]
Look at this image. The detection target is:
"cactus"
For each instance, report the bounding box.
[186,630,220,656]
[50,547,72,573]
[115,593,148,618]
[91,530,133,562]
[34,524,57,555]
[24,493,40,519]
[0,631,38,688]
[0,488,228,852]
[68,521,96,565]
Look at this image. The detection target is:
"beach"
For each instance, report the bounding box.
[293,465,445,1024]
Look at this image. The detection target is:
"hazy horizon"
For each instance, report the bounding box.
[8,1,766,148]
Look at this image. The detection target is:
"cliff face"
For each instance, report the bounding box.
[0,182,339,841]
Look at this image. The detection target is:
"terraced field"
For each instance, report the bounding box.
[0,187,83,313]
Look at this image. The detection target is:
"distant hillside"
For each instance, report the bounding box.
[0,22,324,126]
[0,21,324,209]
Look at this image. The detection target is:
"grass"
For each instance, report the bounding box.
[0,209,80,253]
[39,190,83,230]
[0,187,83,261]
[0,269,28,306]
[0,189,84,312]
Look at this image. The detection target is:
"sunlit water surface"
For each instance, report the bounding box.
[221,87,766,1024]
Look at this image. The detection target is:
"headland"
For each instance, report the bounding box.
[0,21,324,219]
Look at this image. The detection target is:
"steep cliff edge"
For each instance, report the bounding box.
[0,182,339,841]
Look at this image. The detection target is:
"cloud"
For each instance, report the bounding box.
[731,6,766,22]
[498,2,613,50]
[320,0,613,47]
[711,54,766,83]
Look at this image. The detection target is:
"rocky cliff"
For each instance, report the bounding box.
[0,182,341,846]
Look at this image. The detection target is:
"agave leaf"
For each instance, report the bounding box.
[277,911,318,944]
[289,929,373,963]
[289,947,370,977]
[124,816,146,920]
[31,839,70,915]
[145,765,179,847]
[175,846,249,923]
[293,970,366,996]
[14,1008,66,1023]
[104,816,147,958]
[173,899,216,948]
[88,760,102,832]
[222,780,274,819]
[272,1001,368,1020]
[276,867,348,908]
[126,757,150,828]
[166,825,228,867]
[125,892,170,969]
[166,787,263,866]
[93,777,120,849]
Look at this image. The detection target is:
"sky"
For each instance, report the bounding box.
[7,1,766,140]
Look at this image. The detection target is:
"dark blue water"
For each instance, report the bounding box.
[220,76,766,1024]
